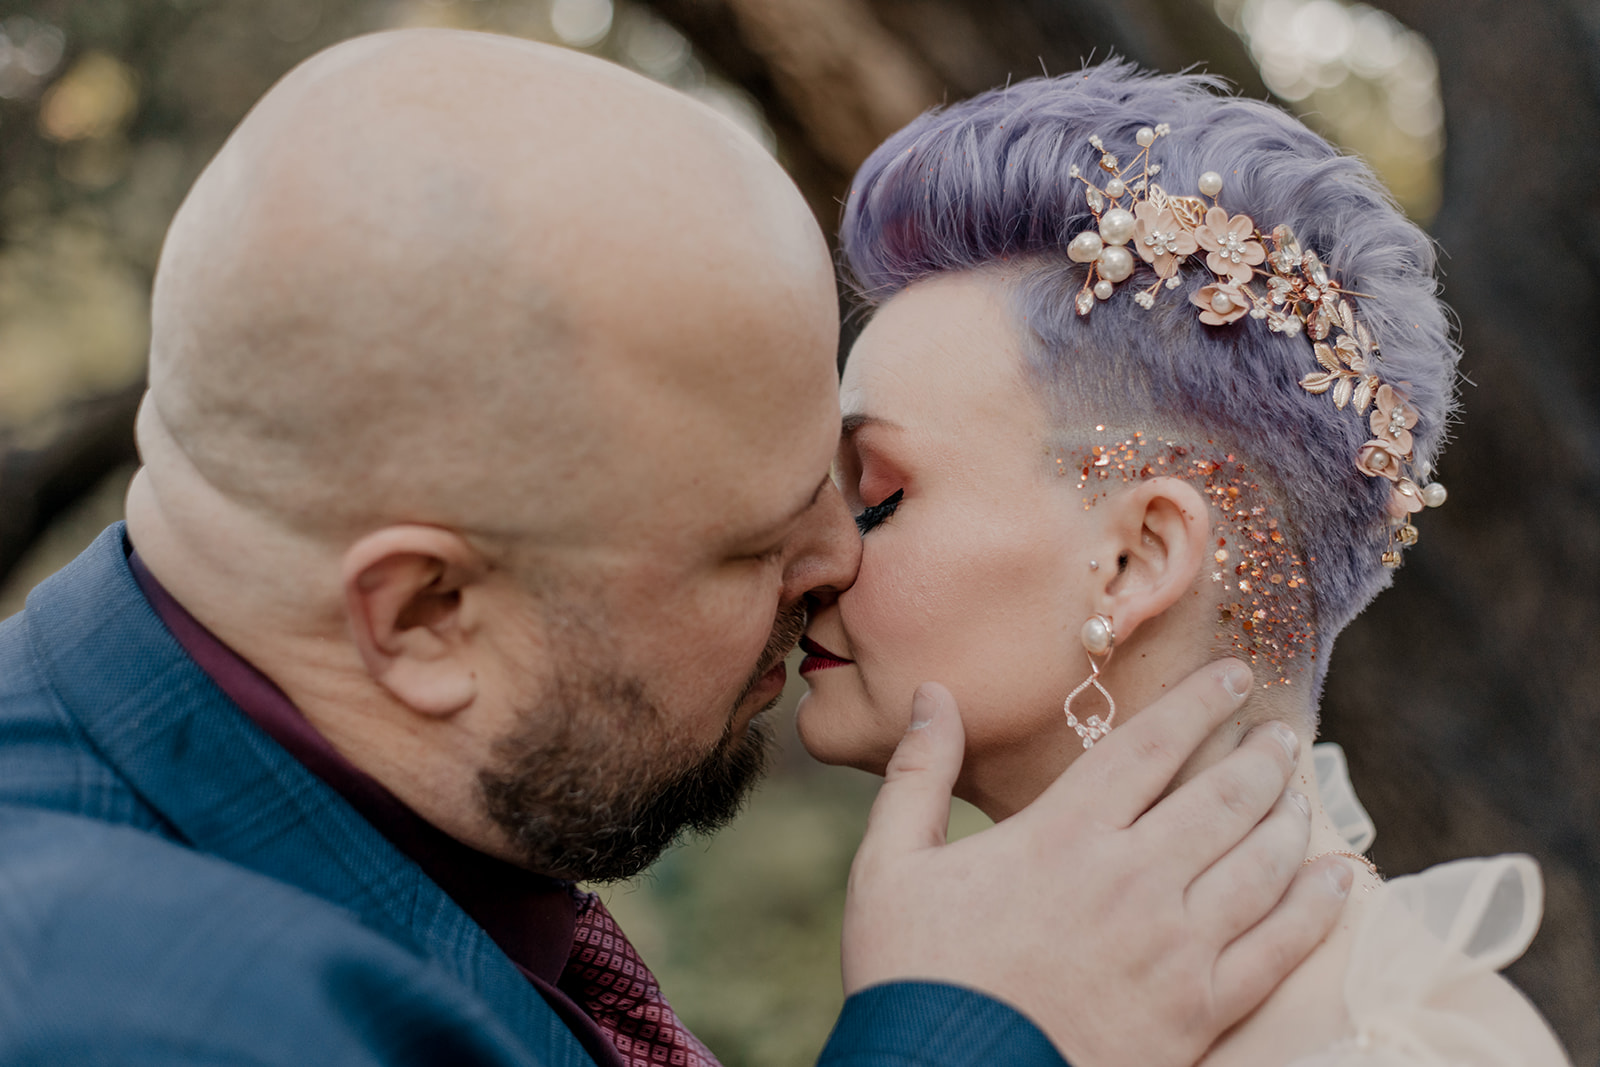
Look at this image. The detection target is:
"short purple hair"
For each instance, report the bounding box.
[840,61,1457,683]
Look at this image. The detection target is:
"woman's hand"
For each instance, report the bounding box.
[840,660,1352,1067]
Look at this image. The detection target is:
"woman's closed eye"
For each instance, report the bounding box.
[855,489,903,535]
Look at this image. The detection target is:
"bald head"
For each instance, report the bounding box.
[145,29,836,543]
[122,29,856,873]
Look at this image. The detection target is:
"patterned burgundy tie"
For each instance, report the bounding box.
[560,891,721,1067]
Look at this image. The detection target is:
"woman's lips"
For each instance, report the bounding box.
[799,635,853,674]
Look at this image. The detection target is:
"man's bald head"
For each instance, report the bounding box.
[146,29,836,542]
[128,30,856,876]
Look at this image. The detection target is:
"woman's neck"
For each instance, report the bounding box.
[962,660,1330,845]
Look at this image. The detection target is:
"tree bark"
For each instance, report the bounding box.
[640,0,1266,232]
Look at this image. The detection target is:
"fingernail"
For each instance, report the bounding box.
[1325,860,1353,897]
[908,686,938,731]
[1287,789,1310,817]
[1223,663,1252,700]
[1269,722,1299,761]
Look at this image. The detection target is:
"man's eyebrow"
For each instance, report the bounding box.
[840,413,901,439]
[779,472,832,528]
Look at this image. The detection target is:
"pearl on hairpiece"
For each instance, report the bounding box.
[1099,208,1136,246]
[1211,291,1235,315]
[1198,170,1224,197]
[1105,177,1126,198]
[1094,280,1114,300]
[1081,614,1115,657]
[1097,245,1135,283]
[1068,231,1104,263]
[1136,126,1156,147]
[1421,482,1448,508]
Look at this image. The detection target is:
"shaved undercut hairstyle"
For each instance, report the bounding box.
[839,62,1457,686]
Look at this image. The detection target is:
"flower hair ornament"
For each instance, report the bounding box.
[1064,125,1447,567]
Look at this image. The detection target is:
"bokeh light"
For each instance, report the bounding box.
[550,0,614,49]
[39,52,140,143]
[0,16,65,100]
[1215,0,1443,219]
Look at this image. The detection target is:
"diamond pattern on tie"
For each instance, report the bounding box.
[561,891,721,1067]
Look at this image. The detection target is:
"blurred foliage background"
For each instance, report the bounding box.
[1,0,1596,1063]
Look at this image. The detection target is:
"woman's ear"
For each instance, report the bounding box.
[1089,477,1210,641]
[342,526,488,717]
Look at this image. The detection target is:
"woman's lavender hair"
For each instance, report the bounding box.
[839,61,1457,683]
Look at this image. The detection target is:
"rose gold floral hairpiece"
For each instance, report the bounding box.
[1064,124,1446,567]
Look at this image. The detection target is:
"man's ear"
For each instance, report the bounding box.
[342,526,487,717]
[1089,478,1209,641]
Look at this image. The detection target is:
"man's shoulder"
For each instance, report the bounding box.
[0,590,165,830]
[0,805,548,1067]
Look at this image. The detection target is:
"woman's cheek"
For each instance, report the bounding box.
[849,541,942,668]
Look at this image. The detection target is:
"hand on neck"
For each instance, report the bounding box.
[958,638,1320,829]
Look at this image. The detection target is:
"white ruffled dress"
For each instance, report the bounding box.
[1280,744,1572,1066]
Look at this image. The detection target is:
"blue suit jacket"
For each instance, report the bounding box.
[0,524,1065,1067]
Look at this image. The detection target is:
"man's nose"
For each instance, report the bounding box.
[781,479,860,605]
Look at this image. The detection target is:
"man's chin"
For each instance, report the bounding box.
[481,702,775,884]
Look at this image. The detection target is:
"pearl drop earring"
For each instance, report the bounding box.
[1064,614,1117,748]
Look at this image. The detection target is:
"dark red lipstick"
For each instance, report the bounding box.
[799,635,853,674]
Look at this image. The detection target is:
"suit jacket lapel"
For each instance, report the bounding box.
[22,523,597,1067]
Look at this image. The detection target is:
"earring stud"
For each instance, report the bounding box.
[1080,613,1114,656]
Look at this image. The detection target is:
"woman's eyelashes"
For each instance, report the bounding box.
[855,489,904,535]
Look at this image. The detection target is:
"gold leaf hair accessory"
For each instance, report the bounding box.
[1065,124,1447,567]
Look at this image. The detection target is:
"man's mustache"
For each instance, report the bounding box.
[760,601,809,674]
[736,601,809,706]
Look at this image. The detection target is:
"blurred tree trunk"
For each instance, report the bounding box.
[0,0,363,579]
[0,386,141,582]
[641,0,1267,235]
[639,0,1600,1058]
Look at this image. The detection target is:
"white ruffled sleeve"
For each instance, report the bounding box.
[1289,855,1571,1066]
[1284,747,1570,1066]
[1314,743,1376,853]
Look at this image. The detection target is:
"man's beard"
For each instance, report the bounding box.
[477,601,808,883]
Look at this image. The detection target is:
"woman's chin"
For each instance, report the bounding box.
[794,688,896,775]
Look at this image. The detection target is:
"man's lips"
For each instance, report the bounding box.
[799,635,853,674]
